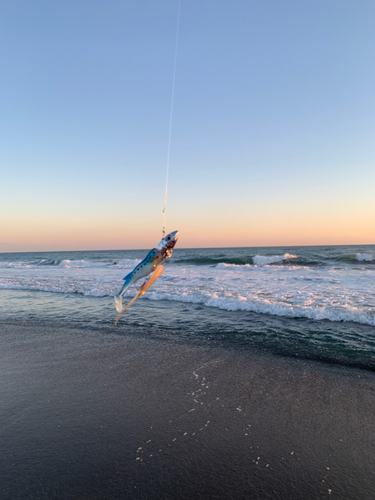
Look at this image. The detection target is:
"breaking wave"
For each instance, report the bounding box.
[146,291,375,327]
[215,253,298,268]
[176,253,298,267]
[1,280,374,327]
[356,253,375,262]
[253,253,298,266]
[175,256,255,266]
[337,253,375,264]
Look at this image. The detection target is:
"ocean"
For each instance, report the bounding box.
[1,244,374,371]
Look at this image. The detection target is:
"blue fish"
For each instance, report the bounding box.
[114,230,179,315]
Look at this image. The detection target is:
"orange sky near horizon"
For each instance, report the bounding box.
[1,201,374,252]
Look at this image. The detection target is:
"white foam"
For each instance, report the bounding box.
[215,263,252,270]
[356,253,375,262]
[58,259,140,269]
[215,253,298,270]
[0,258,140,269]
[155,293,375,326]
[0,261,37,269]
[253,253,297,266]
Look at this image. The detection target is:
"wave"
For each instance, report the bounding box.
[0,259,140,269]
[0,260,49,268]
[215,253,298,268]
[4,251,371,270]
[56,259,140,269]
[0,283,109,297]
[175,256,255,266]
[175,253,298,267]
[356,253,375,262]
[1,246,374,328]
[1,280,374,327]
[145,292,375,327]
[336,253,375,264]
[253,253,297,266]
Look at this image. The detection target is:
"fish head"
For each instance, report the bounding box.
[157,230,179,251]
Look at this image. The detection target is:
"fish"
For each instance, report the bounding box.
[114,230,179,322]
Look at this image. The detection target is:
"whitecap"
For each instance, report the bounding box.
[253,253,297,266]
[356,253,375,262]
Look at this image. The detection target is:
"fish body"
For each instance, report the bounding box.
[114,230,179,312]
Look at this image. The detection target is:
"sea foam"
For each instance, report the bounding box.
[356,253,375,262]
[253,253,297,266]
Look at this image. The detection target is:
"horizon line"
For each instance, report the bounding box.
[1,242,374,254]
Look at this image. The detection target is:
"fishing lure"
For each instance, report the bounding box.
[114,230,179,324]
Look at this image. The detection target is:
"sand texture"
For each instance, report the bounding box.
[1,322,375,499]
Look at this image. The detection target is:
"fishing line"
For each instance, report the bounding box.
[162,0,181,237]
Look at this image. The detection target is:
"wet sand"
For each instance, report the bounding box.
[1,321,375,499]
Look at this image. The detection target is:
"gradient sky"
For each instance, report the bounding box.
[1,0,374,251]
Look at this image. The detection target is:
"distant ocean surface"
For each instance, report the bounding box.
[1,244,375,370]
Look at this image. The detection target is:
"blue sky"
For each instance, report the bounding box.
[1,0,374,251]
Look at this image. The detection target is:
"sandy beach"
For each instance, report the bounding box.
[1,320,375,499]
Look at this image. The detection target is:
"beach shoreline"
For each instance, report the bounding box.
[1,321,375,499]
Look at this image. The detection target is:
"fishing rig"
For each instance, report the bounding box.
[115,1,181,324]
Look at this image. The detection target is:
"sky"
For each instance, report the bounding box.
[1,0,374,251]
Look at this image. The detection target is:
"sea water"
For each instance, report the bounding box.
[1,244,374,370]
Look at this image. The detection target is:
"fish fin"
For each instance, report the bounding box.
[115,291,143,325]
[114,275,133,312]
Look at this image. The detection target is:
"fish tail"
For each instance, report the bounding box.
[114,295,123,313]
[114,276,132,312]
